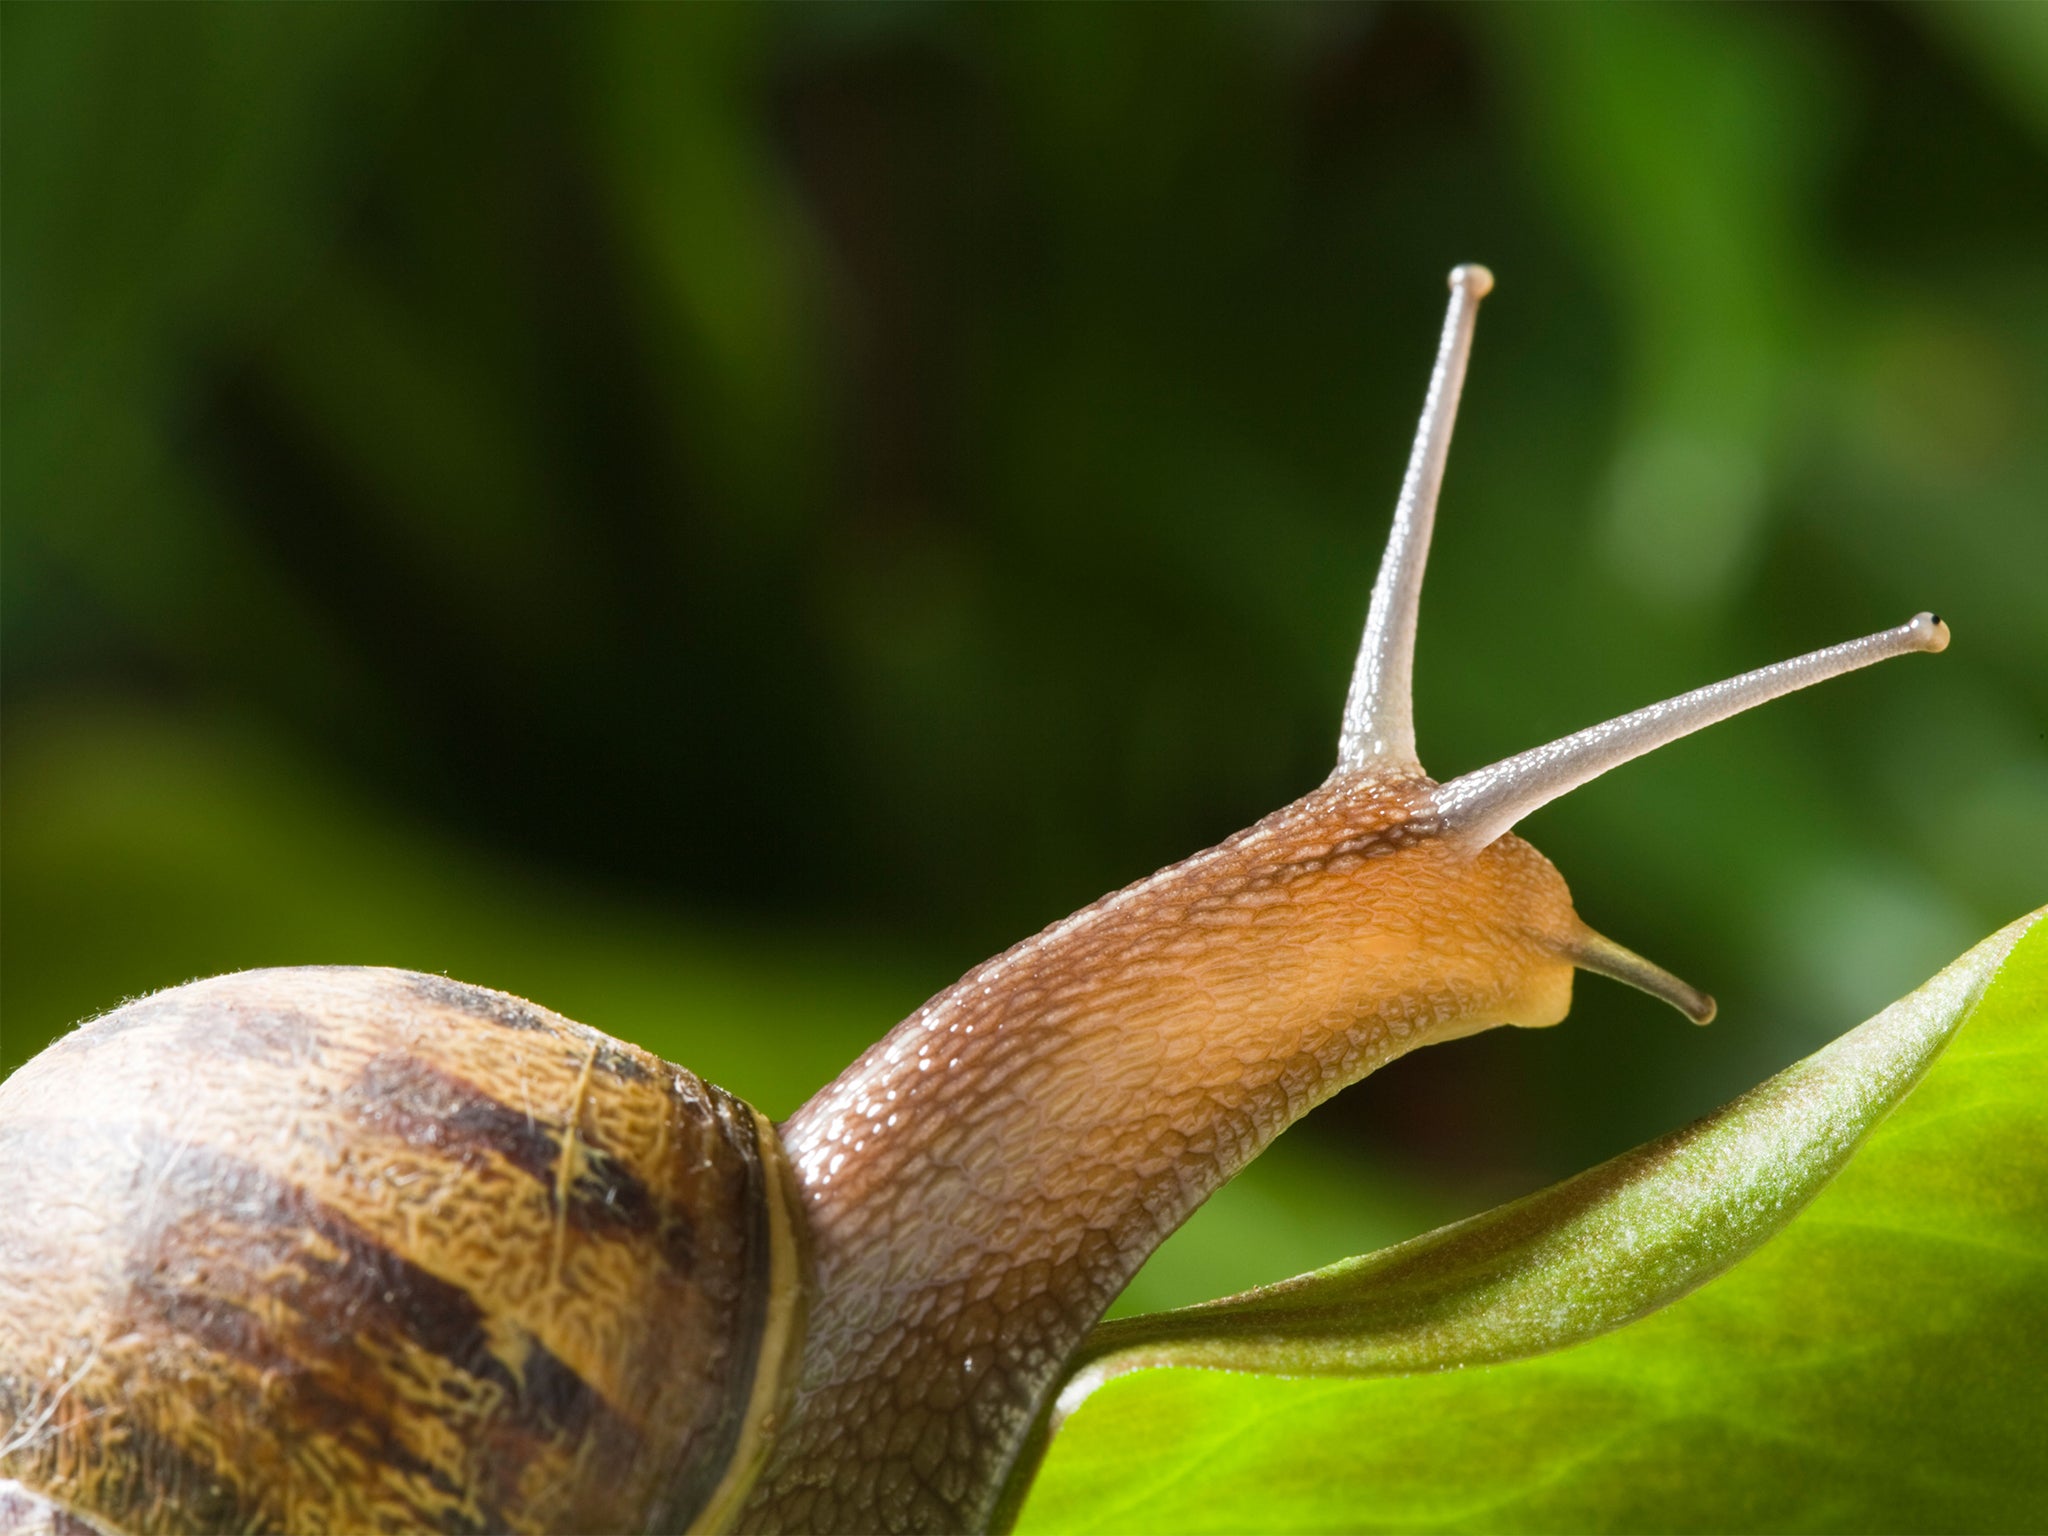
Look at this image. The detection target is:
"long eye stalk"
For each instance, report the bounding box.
[1335,265,1948,844]
[1435,612,1950,851]
[1337,263,1493,777]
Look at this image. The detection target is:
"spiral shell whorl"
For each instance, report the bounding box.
[0,968,806,1535]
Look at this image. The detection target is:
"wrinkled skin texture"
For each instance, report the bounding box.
[739,774,1582,1533]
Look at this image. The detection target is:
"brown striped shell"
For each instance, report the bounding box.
[0,968,810,1536]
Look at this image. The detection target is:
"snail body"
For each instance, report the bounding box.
[0,268,1949,1536]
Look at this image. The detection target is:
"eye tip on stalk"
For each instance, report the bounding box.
[1434,610,1954,852]
[1449,263,1494,299]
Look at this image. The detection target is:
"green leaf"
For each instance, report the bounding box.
[1017,910,2048,1533]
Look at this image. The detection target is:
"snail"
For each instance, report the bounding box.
[0,265,1950,1536]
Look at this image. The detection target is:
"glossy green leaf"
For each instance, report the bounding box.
[1018,910,2048,1532]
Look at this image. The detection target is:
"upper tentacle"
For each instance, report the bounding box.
[1435,613,1950,851]
[1335,263,1493,778]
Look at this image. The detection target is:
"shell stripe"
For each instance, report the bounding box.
[127,1131,630,1531]
[0,1132,599,1533]
[399,973,655,1082]
[51,997,703,1275]
[347,1051,698,1273]
[139,1136,617,1434]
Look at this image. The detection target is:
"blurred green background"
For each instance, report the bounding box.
[5,3,2045,1315]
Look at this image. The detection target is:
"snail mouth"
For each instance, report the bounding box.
[1563,925,1717,1026]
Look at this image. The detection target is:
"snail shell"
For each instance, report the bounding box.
[0,967,809,1535]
